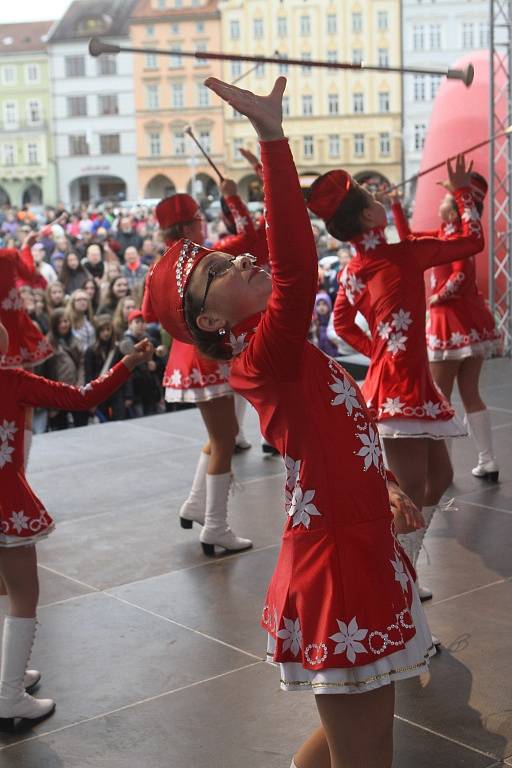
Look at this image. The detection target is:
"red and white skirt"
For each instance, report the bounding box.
[0,298,53,369]
[427,298,501,361]
[164,339,233,403]
[1,477,55,548]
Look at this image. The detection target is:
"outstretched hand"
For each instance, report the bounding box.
[204,76,286,142]
[123,338,154,370]
[445,153,473,192]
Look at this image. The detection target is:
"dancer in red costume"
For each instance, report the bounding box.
[392,174,501,482]
[145,75,433,768]
[0,317,153,729]
[143,178,267,555]
[308,158,483,605]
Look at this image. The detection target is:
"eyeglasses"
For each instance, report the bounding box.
[199,253,256,313]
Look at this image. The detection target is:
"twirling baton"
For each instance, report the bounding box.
[185,126,224,183]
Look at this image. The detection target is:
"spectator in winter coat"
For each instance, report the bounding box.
[84,315,125,421]
[67,289,96,350]
[81,243,105,283]
[121,246,149,291]
[43,309,88,429]
[119,310,163,416]
[116,217,143,259]
[60,252,91,295]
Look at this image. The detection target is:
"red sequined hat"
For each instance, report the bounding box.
[469,172,488,202]
[306,170,353,222]
[155,194,199,229]
[143,239,212,343]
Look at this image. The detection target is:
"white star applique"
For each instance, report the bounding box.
[329,374,361,415]
[391,309,412,332]
[355,425,382,471]
[330,617,368,664]
[361,231,381,251]
[386,332,407,356]
[277,617,302,657]
[382,397,404,416]
[288,484,321,529]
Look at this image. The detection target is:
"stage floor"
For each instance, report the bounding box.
[1,358,511,767]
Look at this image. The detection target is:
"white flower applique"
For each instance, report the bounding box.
[422,400,441,418]
[391,309,412,332]
[329,374,361,415]
[288,484,321,529]
[0,441,15,469]
[382,397,404,416]
[386,332,407,356]
[391,557,409,592]
[9,510,30,533]
[1,288,22,311]
[428,334,441,349]
[450,331,465,346]
[355,425,382,471]
[330,617,368,664]
[277,617,302,657]
[361,231,381,251]
[444,222,457,236]
[0,420,17,443]
[169,369,182,387]
[190,368,202,384]
[377,321,392,340]
[284,455,301,490]
[228,331,248,356]
[216,362,231,381]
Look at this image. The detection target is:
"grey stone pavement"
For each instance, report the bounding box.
[1,357,511,767]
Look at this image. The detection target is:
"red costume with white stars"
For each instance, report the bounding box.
[392,202,500,361]
[0,362,131,546]
[332,190,484,439]
[0,249,53,369]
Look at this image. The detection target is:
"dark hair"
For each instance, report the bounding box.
[160,221,194,242]
[183,290,233,361]
[311,183,370,242]
[48,307,72,347]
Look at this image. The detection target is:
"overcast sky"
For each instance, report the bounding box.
[1,0,74,24]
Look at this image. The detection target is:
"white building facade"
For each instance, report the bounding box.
[402,0,490,200]
[48,1,138,206]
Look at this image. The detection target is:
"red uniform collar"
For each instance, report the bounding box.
[219,312,263,357]
[350,226,387,254]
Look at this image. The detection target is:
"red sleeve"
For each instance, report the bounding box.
[16,246,36,281]
[333,266,372,357]
[212,196,269,267]
[142,266,159,323]
[16,360,131,410]
[405,188,484,271]
[244,139,317,379]
[434,259,470,302]
[391,202,438,241]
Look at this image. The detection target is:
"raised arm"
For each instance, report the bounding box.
[391,201,438,241]
[333,263,372,357]
[211,181,268,266]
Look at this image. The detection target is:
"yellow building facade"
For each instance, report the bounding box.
[130,0,225,203]
[219,0,403,197]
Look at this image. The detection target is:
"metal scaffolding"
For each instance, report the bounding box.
[489,0,512,353]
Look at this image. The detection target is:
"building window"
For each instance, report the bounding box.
[379,132,391,156]
[413,25,425,51]
[157,0,166,8]
[4,102,18,128]
[149,132,161,156]
[462,22,474,49]
[255,62,265,78]
[195,42,208,65]
[65,56,85,77]
[378,48,389,67]
[327,14,337,35]
[233,137,243,159]
[98,94,119,115]
[302,94,313,116]
[277,16,287,37]
[253,19,264,39]
[231,60,242,78]
[378,91,390,112]
[145,24,155,37]
[328,134,340,158]
[353,92,364,113]
[145,52,158,69]
[196,21,205,33]
[414,123,427,151]
[173,131,186,155]
[68,135,89,156]
[170,22,179,34]
[230,19,240,39]
[479,23,489,48]
[27,142,39,165]
[197,82,209,107]
[174,0,182,7]
[328,93,339,114]
[413,75,426,101]
[327,50,337,64]
[100,134,120,154]
[278,54,288,75]
[2,144,15,166]
[2,66,16,85]
[282,96,290,117]
[354,134,365,157]
[352,12,362,33]
[301,53,312,74]
[352,48,363,65]
[429,24,441,50]
[303,135,314,159]
[199,130,211,153]
[98,54,117,75]
[430,75,442,99]
[172,83,184,108]
[27,100,42,125]
[146,85,159,110]
[377,11,388,31]
[67,96,87,117]
[26,64,40,83]
[300,15,311,36]
[170,46,182,68]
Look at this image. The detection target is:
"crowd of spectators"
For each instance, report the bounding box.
[1,200,366,433]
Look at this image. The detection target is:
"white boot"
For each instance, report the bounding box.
[179,451,209,528]
[199,473,253,556]
[466,409,499,481]
[23,429,33,472]
[399,505,436,601]
[0,599,40,692]
[234,394,251,451]
[0,616,55,727]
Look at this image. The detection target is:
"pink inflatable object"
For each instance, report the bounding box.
[411,50,508,298]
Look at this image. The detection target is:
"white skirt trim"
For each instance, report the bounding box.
[165,383,233,403]
[267,579,436,694]
[427,339,501,361]
[377,415,467,440]
[0,523,55,548]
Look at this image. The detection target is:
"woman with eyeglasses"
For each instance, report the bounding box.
[143,184,267,556]
[67,289,96,351]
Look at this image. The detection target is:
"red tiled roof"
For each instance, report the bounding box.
[0,21,54,53]
[131,0,219,22]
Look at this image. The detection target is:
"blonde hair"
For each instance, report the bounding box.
[67,289,93,328]
[112,295,138,337]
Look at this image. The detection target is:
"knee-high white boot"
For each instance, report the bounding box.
[23,429,33,472]
[0,617,55,727]
[199,473,253,556]
[179,451,209,528]
[466,409,499,481]
[0,600,40,693]
[234,394,251,451]
[399,505,436,600]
